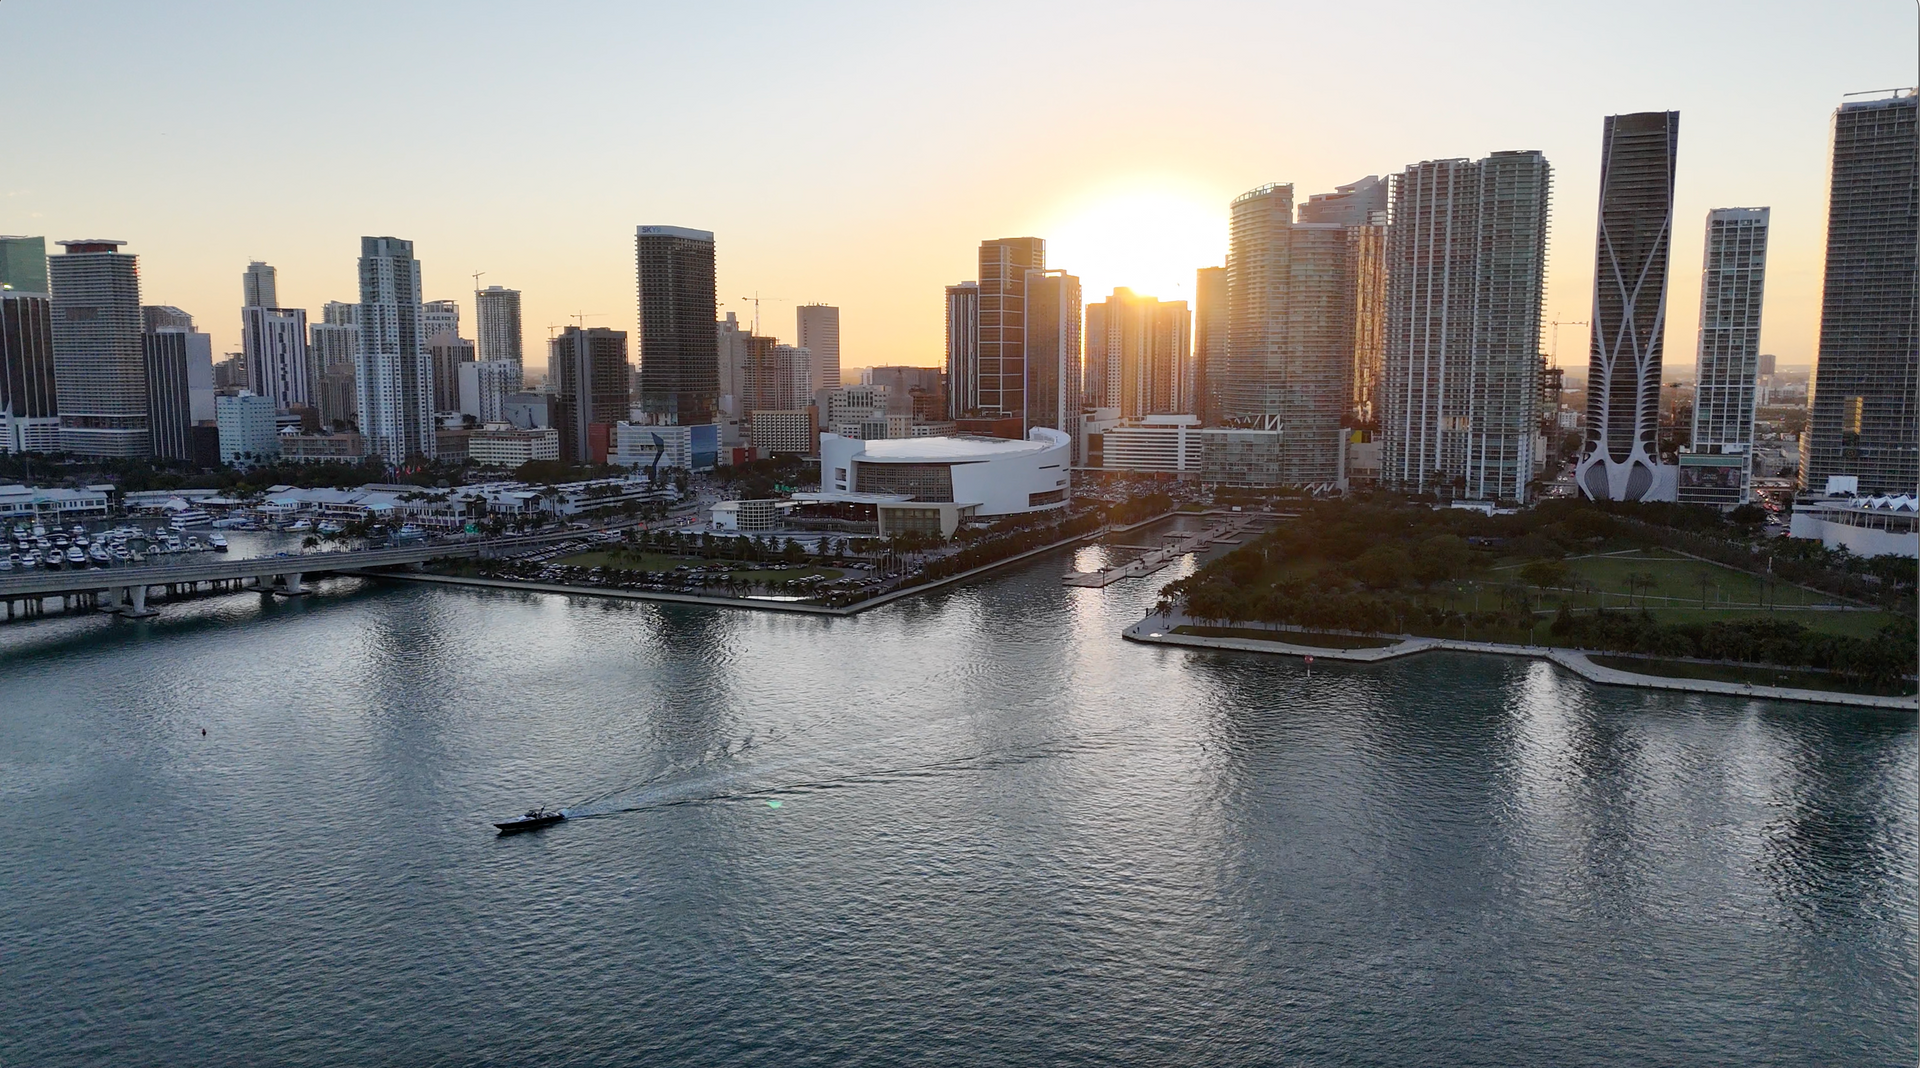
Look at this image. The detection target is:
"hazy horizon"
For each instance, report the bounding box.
[5,1,1911,379]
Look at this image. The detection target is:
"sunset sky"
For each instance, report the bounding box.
[3,1,1911,376]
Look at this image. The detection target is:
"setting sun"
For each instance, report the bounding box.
[1039,183,1228,307]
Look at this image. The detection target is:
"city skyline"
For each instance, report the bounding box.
[3,2,1906,373]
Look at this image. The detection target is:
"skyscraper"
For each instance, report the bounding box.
[426,331,474,413]
[420,299,460,343]
[1193,266,1227,424]
[796,304,841,393]
[1575,111,1681,502]
[0,235,49,295]
[475,285,524,387]
[143,329,194,461]
[976,237,1045,423]
[1382,151,1552,503]
[1680,207,1770,506]
[311,301,359,428]
[51,239,147,457]
[549,326,630,462]
[1225,184,1353,483]
[1296,175,1388,227]
[635,225,718,424]
[944,281,980,419]
[242,261,277,310]
[1084,288,1192,418]
[1803,92,1920,495]
[143,306,214,425]
[355,236,434,463]
[1023,269,1082,454]
[1,288,57,454]
[242,305,312,410]
[0,236,57,454]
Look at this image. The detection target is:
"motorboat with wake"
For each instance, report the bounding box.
[494,807,567,834]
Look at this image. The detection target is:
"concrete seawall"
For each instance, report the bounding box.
[1121,615,1917,712]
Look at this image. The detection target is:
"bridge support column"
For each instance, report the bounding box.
[270,572,308,596]
[99,586,125,613]
[119,584,157,618]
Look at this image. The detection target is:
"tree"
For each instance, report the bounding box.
[1518,558,1569,590]
[1411,534,1470,588]
[1350,545,1412,590]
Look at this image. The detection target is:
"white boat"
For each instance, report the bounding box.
[65,547,86,565]
[88,545,111,564]
[207,534,229,552]
[393,524,426,542]
[169,509,214,529]
[285,518,313,533]
[316,520,344,535]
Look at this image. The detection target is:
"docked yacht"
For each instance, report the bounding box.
[66,546,87,566]
[285,518,314,533]
[170,509,214,529]
[208,533,229,551]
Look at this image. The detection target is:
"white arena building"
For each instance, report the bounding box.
[813,428,1071,536]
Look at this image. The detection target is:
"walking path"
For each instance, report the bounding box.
[1121,613,1916,712]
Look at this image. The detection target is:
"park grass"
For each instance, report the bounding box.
[1589,654,1917,697]
[1172,625,1398,649]
[1540,549,1831,609]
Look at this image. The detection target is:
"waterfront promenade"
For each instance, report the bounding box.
[1122,612,1918,712]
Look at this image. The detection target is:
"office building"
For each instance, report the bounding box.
[354,236,435,462]
[1084,288,1191,419]
[420,299,460,343]
[549,326,630,462]
[945,281,980,419]
[143,329,194,461]
[242,261,277,310]
[1024,269,1082,459]
[866,366,944,417]
[749,409,816,456]
[2,289,58,454]
[0,235,49,295]
[973,237,1046,424]
[1381,151,1552,503]
[1193,266,1227,425]
[310,311,358,428]
[427,331,475,413]
[635,225,718,423]
[611,421,718,473]
[50,239,147,457]
[1680,207,1770,506]
[1803,92,1920,495]
[242,305,312,410]
[1575,111,1681,502]
[474,285,523,385]
[216,391,280,465]
[1083,414,1285,486]
[796,304,840,392]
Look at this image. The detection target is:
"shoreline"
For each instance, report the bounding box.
[343,508,1200,617]
[1120,615,1917,712]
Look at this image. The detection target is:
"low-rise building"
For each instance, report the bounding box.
[610,421,718,474]
[0,484,112,520]
[469,424,559,468]
[1789,477,1918,558]
[279,431,366,463]
[750,409,817,456]
[1082,414,1285,486]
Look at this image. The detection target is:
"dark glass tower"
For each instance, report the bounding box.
[635,226,718,425]
[1803,93,1919,495]
[1575,111,1680,502]
[976,237,1045,422]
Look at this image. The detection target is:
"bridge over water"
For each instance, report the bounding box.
[0,542,485,619]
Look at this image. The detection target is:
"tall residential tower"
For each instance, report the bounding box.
[796,304,840,393]
[1575,111,1681,502]
[1680,207,1769,505]
[1802,93,1920,495]
[635,225,718,424]
[355,236,435,462]
[51,239,147,457]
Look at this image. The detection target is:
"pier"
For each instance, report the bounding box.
[1061,515,1260,588]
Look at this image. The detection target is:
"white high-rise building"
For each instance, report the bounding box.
[1382,151,1552,503]
[420,299,460,344]
[355,237,435,462]
[1680,207,1769,506]
[796,304,840,392]
[459,360,520,424]
[51,239,148,457]
[475,285,523,388]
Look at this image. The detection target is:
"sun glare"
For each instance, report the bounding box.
[1040,185,1228,308]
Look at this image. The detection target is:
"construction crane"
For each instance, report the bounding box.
[739,292,787,335]
[570,311,607,328]
[1549,320,1589,368]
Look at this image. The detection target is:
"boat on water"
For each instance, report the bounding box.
[393,523,426,542]
[316,520,344,535]
[208,533,229,551]
[286,518,313,533]
[494,807,567,834]
[65,546,86,565]
[170,509,214,529]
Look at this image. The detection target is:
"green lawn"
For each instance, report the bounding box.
[1589,654,1916,697]
[1173,625,1399,649]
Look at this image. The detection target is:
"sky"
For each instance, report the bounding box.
[3,1,1912,378]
